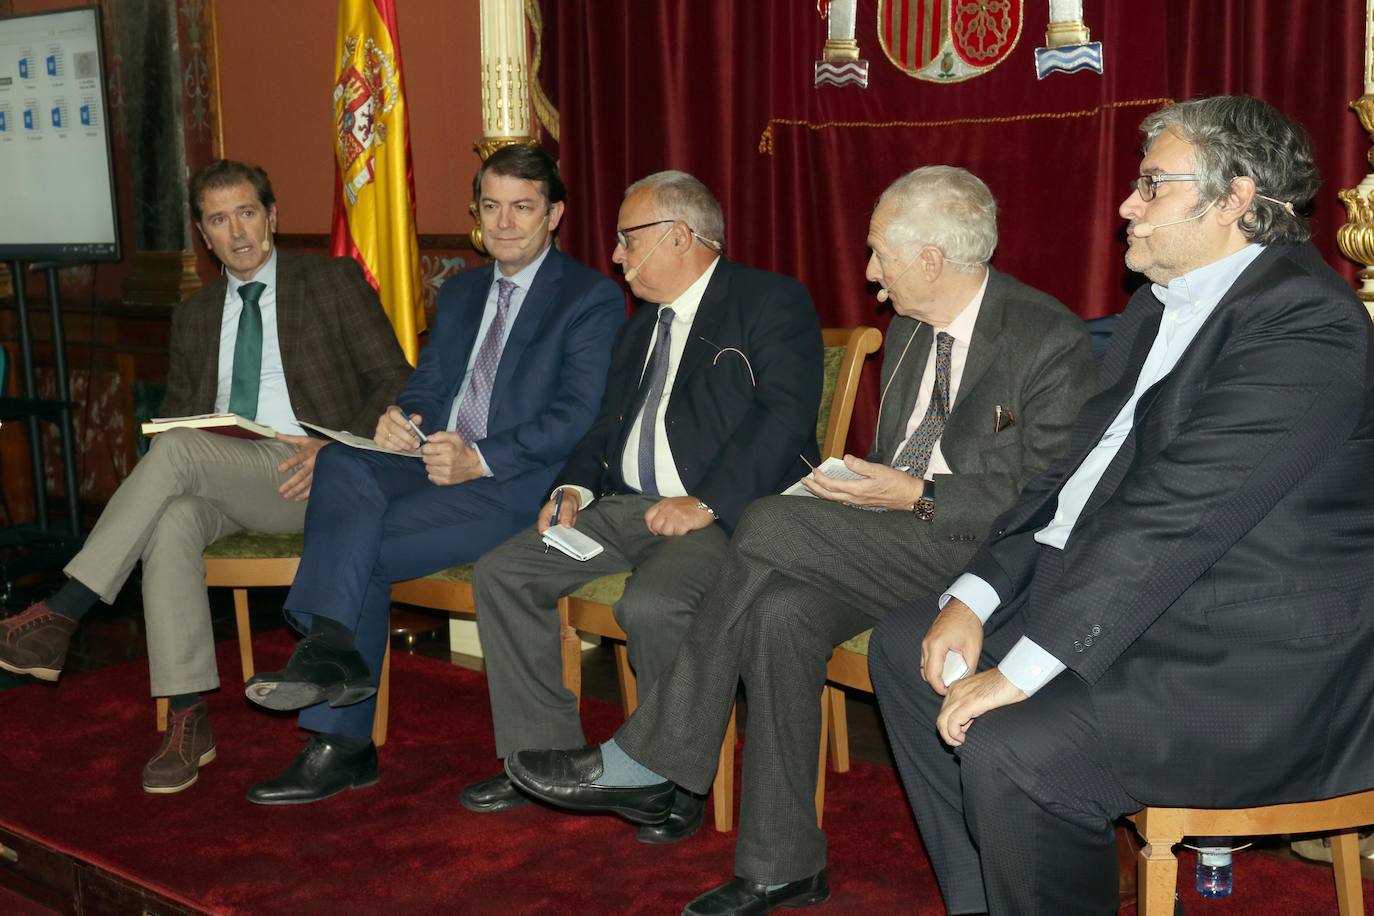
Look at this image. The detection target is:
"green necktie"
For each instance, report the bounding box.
[228,281,266,419]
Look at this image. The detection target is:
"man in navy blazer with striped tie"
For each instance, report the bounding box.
[241,146,625,804]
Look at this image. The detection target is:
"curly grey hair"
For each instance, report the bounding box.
[1140,96,1318,244]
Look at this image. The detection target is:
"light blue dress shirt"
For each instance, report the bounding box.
[944,243,1267,695]
[445,242,553,475]
[215,250,305,436]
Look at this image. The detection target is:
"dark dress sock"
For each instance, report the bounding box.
[322,731,371,751]
[168,693,202,711]
[307,616,355,650]
[46,578,101,621]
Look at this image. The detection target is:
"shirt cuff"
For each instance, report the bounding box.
[940,573,1002,625]
[556,484,596,510]
[997,637,1066,696]
[473,444,494,478]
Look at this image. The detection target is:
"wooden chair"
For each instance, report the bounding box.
[1130,790,1374,916]
[171,531,433,747]
[557,326,884,832]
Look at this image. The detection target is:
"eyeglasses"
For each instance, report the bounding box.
[616,219,678,248]
[1132,174,1198,202]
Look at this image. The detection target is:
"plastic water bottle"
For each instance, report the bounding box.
[1195,836,1233,898]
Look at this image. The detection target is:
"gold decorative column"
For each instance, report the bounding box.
[1338,0,1374,320]
[471,0,534,251]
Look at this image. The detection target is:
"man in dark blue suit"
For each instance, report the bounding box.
[240,146,625,804]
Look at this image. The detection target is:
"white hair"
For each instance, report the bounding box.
[877,165,997,273]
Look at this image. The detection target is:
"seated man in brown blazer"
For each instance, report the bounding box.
[0,159,412,795]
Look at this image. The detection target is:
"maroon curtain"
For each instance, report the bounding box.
[542,0,1366,455]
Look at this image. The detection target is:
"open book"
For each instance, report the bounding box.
[299,421,422,458]
[780,456,868,497]
[141,413,274,439]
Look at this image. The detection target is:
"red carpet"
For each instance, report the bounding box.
[0,633,1369,915]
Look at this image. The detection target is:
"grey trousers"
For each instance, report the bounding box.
[473,494,730,759]
[64,427,305,697]
[614,495,976,885]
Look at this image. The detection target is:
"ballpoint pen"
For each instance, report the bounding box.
[401,412,429,446]
[545,488,564,554]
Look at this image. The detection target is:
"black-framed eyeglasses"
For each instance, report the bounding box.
[1132,174,1198,202]
[616,219,678,248]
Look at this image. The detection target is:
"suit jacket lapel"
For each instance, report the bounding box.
[194,275,229,407]
[489,251,563,420]
[875,320,932,461]
[946,270,1010,420]
[668,258,730,403]
[274,252,305,393]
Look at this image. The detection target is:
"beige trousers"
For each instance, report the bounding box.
[64,427,306,697]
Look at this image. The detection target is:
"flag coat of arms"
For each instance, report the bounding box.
[878,0,1023,82]
[331,0,423,363]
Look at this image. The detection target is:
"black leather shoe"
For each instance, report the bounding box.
[246,736,379,805]
[682,870,829,915]
[638,788,706,844]
[504,744,675,825]
[244,635,375,711]
[460,772,531,813]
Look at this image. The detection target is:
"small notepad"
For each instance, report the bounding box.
[541,525,605,561]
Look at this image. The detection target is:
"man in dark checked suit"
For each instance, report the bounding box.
[461,170,823,839]
[0,159,413,795]
[504,165,1100,914]
[866,96,1374,916]
[239,145,626,805]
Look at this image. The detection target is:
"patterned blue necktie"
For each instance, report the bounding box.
[453,278,516,443]
[634,307,676,495]
[893,332,954,477]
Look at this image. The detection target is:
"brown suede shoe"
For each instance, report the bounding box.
[0,601,78,681]
[142,702,216,794]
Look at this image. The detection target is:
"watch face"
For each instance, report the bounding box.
[914,498,936,521]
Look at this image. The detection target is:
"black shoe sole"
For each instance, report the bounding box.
[244,678,376,711]
[245,772,379,806]
[459,792,532,814]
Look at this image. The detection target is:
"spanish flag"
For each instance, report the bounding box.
[330,0,424,364]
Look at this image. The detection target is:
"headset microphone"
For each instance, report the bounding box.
[259,236,272,253]
[623,223,676,284]
[1130,198,1218,239]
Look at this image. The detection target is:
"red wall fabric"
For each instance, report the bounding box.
[543,0,1366,454]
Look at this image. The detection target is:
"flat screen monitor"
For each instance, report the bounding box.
[0,6,120,261]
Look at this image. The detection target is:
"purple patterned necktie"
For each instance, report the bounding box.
[892,331,954,477]
[452,278,516,443]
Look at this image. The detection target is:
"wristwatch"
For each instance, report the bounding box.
[695,499,718,519]
[912,479,935,521]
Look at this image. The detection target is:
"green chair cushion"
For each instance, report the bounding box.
[203,531,305,559]
[837,628,871,656]
[422,563,475,583]
[817,345,844,452]
[569,571,631,606]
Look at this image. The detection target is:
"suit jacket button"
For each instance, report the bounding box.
[995,529,1004,536]
[1073,640,1084,652]
[1090,625,1101,636]
[948,535,958,541]
[1084,636,1094,646]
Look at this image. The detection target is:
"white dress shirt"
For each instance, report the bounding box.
[889,271,988,478]
[561,257,720,508]
[216,250,305,436]
[446,243,553,475]
[944,243,1267,695]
